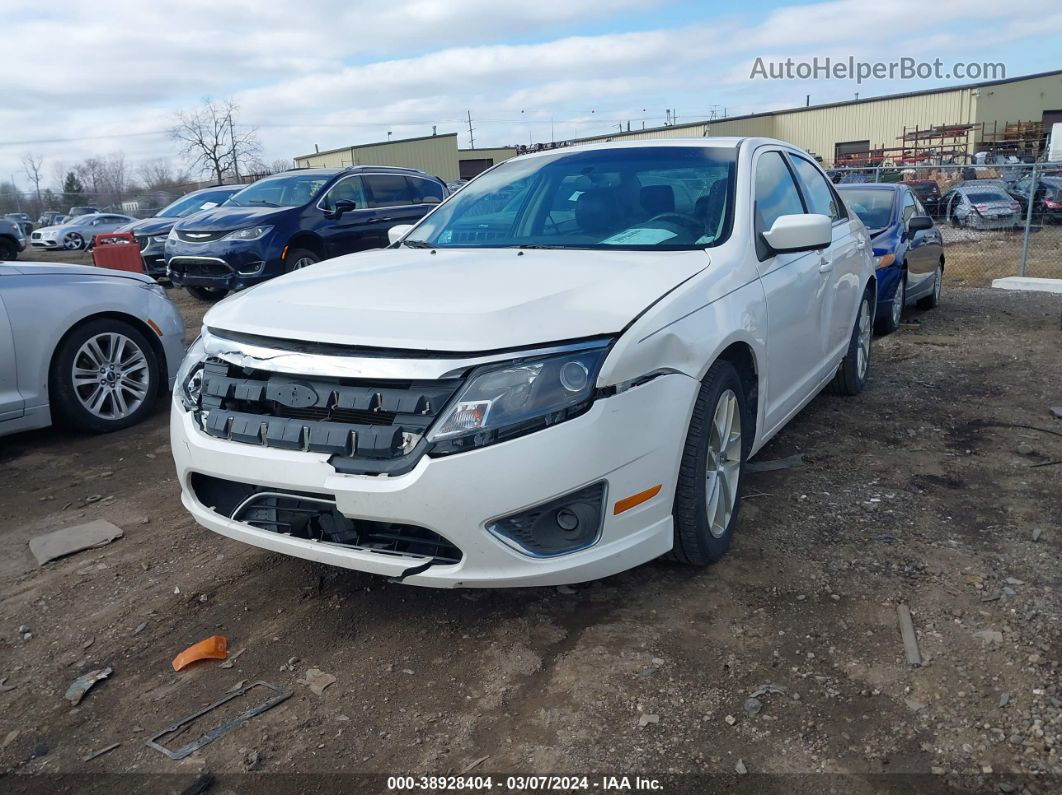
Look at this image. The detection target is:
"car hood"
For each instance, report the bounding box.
[174,205,287,231]
[206,247,712,352]
[117,217,177,235]
[5,261,152,283]
[34,224,67,235]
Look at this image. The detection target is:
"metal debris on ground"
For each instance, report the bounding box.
[735,759,748,775]
[1050,406,1062,419]
[82,741,120,761]
[219,648,245,669]
[172,635,228,672]
[65,667,113,705]
[896,604,922,666]
[301,668,336,696]
[745,453,805,473]
[743,697,762,716]
[749,683,786,699]
[28,520,124,566]
[637,713,659,727]
[461,755,489,773]
[0,677,17,693]
[145,681,291,760]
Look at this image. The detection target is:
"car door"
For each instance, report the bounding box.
[362,173,420,248]
[0,285,24,421]
[786,152,864,367]
[315,175,380,259]
[753,149,834,431]
[902,191,940,295]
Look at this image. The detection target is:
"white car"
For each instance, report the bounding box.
[1,262,186,437]
[30,212,137,251]
[171,138,875,588]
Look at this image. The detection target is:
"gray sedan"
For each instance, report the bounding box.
[0,261,186,436]
[942,182,1022,230]
[30,212,137,251]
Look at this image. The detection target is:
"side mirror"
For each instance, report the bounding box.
[328,199,357,219]
[387,224,414,246]
[762,213,832,253]
[908,215,933,232]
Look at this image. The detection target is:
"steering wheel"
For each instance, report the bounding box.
[646,212,704,236]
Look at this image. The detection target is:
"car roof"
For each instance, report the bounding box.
[836,183,902,191]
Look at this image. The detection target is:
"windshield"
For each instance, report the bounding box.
[70,215,97,226]
[226,174,332,208]
[404,146,736,250]
[159,188,237,217]
[965,191,1008,203]
[840,189,894,229]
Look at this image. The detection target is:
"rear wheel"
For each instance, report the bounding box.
[875,273,905,335]
[828,288,873,396]
[917,263,942,310]
[186,286,228,302]
[50,318,159,433]
[671,360,749,566]
[0,238,16,260]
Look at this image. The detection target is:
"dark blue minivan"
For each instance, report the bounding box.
[165,166,448,300]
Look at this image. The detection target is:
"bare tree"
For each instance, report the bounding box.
[269,158,292,174]
[137,158,191,192]
[172,98,262,184]
[20,153,44,206]
[102,152,128,207]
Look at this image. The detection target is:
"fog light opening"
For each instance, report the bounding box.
[487,482,606,558]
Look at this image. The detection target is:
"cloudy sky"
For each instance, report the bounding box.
[2,0,1059,192]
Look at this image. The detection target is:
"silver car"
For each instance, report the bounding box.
[943,182,1022,230]
[0,262,186,436]
[30,212,137,251]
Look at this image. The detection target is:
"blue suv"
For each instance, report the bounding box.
[165,166,447,300]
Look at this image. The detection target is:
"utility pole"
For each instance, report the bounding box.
[466,110,475,149]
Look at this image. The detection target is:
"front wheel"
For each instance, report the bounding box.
[0,239,17,260]
[50,318,160,433]
[917,263,942,310]
[186,286,229,302]
[671,360,749,565]
[828,289,873,396]
[64,232,85,250]
[875,273,905,335]
[286,248,320,272]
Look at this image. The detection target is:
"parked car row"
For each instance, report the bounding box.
[30,212,137,251]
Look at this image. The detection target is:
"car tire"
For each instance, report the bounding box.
[286,248,320,271]
[917,262,943,310]
[50,318,160,433]
[828,287,873,396]
[186,286,229,302]
[0,239,17,260]
[875,273,905,335]
[64,232,85,250]
[670,360,750,566]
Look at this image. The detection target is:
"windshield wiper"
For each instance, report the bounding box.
[402,239,434,248]
[514,244,567,249]
[245,200,279,207]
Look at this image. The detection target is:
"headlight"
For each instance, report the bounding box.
[151,234,168,243]
[223,225,272,241]
[427,344,610,454]
[175,335,207,410]
[874,253,896,268]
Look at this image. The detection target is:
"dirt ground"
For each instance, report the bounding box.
[1,252,1060,791]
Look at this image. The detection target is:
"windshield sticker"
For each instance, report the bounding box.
[201,202,219,210]
[601,228,678,245]
[568,191,583,201]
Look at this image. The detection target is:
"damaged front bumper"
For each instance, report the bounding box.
[171,361,697,587]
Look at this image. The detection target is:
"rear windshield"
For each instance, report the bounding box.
[404,146,736,250]
[965,191,1008,202]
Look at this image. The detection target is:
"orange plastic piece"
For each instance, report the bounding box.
[171,635,228,671]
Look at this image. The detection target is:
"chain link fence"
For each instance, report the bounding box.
[828,162,1062,286]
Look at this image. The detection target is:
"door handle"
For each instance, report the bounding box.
[818,258,833,273]
[367,217,393,224]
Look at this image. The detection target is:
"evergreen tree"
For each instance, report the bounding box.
[62,171,84,208]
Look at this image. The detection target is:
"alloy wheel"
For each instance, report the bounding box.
[704,388,742,538]
[292,257,316,270]
[71,332,150,420]
[856,298,872,380]
[891,278,905,327]
[64,233,83,250]
[934,267,942,302]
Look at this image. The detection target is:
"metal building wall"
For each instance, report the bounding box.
[974,72,1062,130]
[294,134,460,180]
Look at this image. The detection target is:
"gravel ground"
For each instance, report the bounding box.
[0,261,1060,791]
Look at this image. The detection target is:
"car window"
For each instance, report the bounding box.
[364,174,415,208]
[319,176,368,211]
[404,146,736,250]
[789,155,843,221]
[837,188,894,229]
[754,151,805,235]
[901,193,917,224]
[227,174,331,208]
[407,177,445,204]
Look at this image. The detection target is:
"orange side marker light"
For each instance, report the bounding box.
[614,484,662,515]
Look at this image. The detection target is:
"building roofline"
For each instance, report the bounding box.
[572,68,1062,144]
[295,132,458,160]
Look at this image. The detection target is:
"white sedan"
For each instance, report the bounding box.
[171,137,875,587]
[30,212,137,251]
